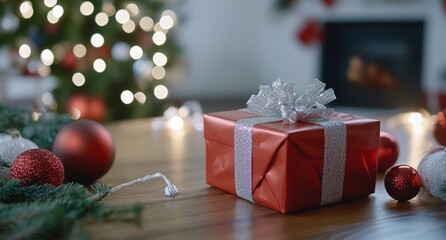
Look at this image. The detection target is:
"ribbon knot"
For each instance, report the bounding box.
[247,78,336,124]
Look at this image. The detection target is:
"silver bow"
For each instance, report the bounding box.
[246,78,336,124]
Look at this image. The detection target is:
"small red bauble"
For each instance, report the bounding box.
[67,94,107,122]
[378,131,399,172]
[434,111,446,146]
[10,148,65,186]
[52,120,115,185]
[62,50,77,72]
[384,165,421,201]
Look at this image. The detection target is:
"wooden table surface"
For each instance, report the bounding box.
[86,109,446,240]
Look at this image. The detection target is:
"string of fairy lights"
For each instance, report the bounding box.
[13,0,177,112]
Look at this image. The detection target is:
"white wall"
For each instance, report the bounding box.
[172,0,446,110]
[424,0,446,110]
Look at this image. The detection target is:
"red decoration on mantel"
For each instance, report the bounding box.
[297,20,324,45]
[434,110,446,146]
[322,0,336,7]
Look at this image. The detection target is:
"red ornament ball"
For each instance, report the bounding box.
[384,165,421,201]
[434,111,446,146]
[62,50,77,72]
[67,93,107,122]
[52,120,115,185]
[378,131,399,172]
[10,148,65,186]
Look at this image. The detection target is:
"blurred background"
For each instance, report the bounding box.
[0,0,445,122]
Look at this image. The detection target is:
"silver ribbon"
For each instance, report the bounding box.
[247,78,336,124]
[317,120,346,205]
[234,78,346,205]
[234,117,281,202]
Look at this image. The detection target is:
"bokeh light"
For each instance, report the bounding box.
[40,49,54,66]
[47,10,59,24]
[125,3,139,16]
[159,15,174,30]
[152,66,166,80]
[19,44,31,59]
[154,85,168,99]
[95,12,109,26]
[44,0,57,8]
[167,116,184,131]
[20,1,34,19]
[73,44,87,58]
[91,33,105,48]
[102,2,116,16]
[80,1,94,16]
[134,92,146,104]
[72,72,86,87]
[139,16,154,32]
[153,52,167,66]
[122,20,136,33]
[52,5,64,18]
[115,9,130,24]
[129,45,143,60]
[153,31,166,45]
[121,90,134,104]
[93,58,106,72]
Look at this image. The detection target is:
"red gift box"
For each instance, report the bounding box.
[204,110,380,213]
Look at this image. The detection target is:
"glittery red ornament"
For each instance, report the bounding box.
[378,131,399,172]
[0,131,38,180]
[434,111,446,146]
[384,165,421,201]
[52,120,115,185]
[10,148,65,186]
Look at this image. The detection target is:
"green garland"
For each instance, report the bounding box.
[0,105,144,239]
[440,182,446,198]
[0,104,72,149]
[0,158,142,240]
[0,155,9,169]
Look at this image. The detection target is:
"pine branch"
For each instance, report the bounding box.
[21,113,72,149]
[0,104,30,131]
[0,104,72,150]
[89,183,113,201]
[0,180,143,240]
[440,181,446,198]
[0,155,10,169]
[0,180,91,203]
[0,203,68,240]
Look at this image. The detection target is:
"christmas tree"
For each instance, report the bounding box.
[0,0,178,121]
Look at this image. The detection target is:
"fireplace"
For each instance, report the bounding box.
[320,21,424,109]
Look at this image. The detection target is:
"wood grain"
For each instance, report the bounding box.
[85,110,446,239]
